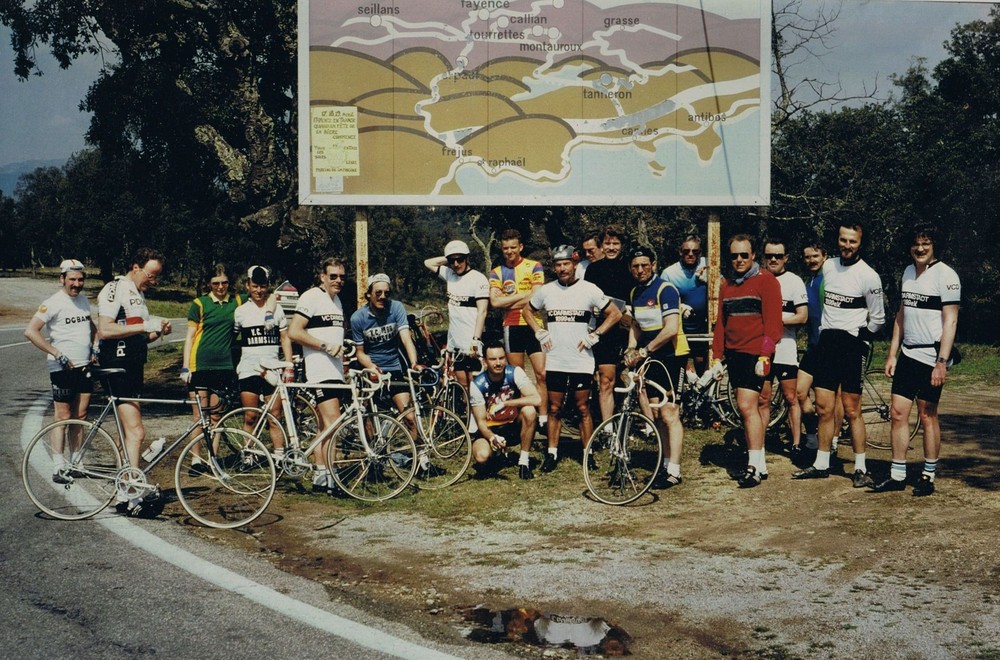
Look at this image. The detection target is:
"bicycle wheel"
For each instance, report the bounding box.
[216,406,288,457]
[174,427,276,528]
[328,413,417,502]
[859,369,919,451]
[22,419,122,520]
[712,372,740,428]
[293,392,320,442]
[439,381,470,426]
[584,412,662,505]
[404,406,472,489]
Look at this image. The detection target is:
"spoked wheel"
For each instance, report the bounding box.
[327,413,417,502]
[727,376,788,429]
[22,419,122,520]
[174,427,276,529]
[215,406,288,470]
[403,405,472,489]
[859,369,919,451]
[583,412,663,505]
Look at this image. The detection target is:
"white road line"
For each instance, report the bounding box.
[20,398,459,660]
[1,341,31,350]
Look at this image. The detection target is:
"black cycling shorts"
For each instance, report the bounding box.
[312,378,350,405]
[545,370,593,394]
[50,367,94,403]
[503,325,542,356]
[725,350,766,394]
[239,375,275,397]
[643,353,686,402]
[810,329,866,395]
[891,353,944,404]
[592,326,628,366]
[98,359,145,399]
[189,369,235,394]
[768,362,799,383]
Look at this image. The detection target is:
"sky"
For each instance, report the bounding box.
[0,1,995,169]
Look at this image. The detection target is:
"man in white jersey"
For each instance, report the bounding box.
[287,257,349,494]
[97,247,172,514]
[24,259,97,483]
[522,245,621,474]
[762,238,808,454]
[233,266,294,459]
[793,223,885,486]
[423,239,489,388]
[871,224,960,496]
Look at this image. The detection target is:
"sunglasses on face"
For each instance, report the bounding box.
[730,252,751,260]
[681,248,701,255]
[447,256,467,264]
[326,273,346,281]
[763,253,785,260]
[373,290,391,298]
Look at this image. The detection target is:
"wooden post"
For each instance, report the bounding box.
[707,211,721,332]
[355,207,369,308]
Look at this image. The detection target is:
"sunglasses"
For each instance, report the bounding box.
[763,253,785,260]
[326,273,346,281]
[447,255,467,264]
[373,290,391,298]
[141,268,160,283]
[730,252,751,260]
[681,248,701,255]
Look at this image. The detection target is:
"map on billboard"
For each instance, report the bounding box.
[298,0,770,206]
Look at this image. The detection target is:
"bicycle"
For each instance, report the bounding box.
[216,360,419,502]
[395,367,473,489]
[855,367,919,451]
[582,359,667,505]
[22,368,276,528]
[410,306,472,424]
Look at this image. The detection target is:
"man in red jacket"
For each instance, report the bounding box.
[712,234,783,488]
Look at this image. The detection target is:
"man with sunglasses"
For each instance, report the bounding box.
[712,235,782,488]
[662,235,710,375]
[793,222,885,487]
[423,239,490,389]
[24,259,97,484]
[288,257,350,494]
[870,224,959,496]
[761,238,808,455]
[96,247,172,513]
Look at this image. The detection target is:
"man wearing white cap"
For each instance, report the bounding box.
[24,259,97,484]
[423,239,490,388]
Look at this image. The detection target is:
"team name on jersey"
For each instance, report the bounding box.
[63,314,91,324]
[544,309,593,324]
[241,326,280,346]
[824,291,866,309]
[901,291,942,310]
[447,293,477,308]
[306,313,344,329]
[364,322,398,345]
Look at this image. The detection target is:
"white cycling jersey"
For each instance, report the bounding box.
[775,271,808,365]
[437,266,489,350]
[97,276,150,363]
[900,261,961,367]
[234,301,288,380]
[33,290,93,372]
[529,278,610,374]
[293,286,345,382]
[819,257,885,337]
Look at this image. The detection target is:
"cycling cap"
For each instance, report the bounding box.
[367,272,391,288]
[444,240,470,257]
[59,259,85,273]
[629,245,656,263]
[551,244,575,262]
[247,265,270,285]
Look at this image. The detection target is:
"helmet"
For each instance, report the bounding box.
[629,245,656,264]
[247,265,270,285]
[551,244,575,262]
[444,240,470,257]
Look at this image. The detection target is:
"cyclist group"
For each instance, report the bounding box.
[26,219,960,508]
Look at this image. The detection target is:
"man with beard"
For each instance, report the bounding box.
[793,223,885,487]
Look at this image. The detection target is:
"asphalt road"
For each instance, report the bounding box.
[0,323,475,660]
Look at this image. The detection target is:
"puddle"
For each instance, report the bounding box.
[461,606,631,655]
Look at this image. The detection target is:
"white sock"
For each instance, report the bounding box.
[519,450,530,466]
[749,449,765,473]
[548,447,558,459]
[854,453,867,474]
[814,450,831,471]
[667,462,681,478]
[831,435,840,451]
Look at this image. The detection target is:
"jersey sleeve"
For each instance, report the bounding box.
[391,301,409,331]
[530,261,544,286]
[475,272,490,299]
[528,286,546,312]
[97,281,121,320]
[591,285,611,314]
[941,265,961,305]
[350,310,365,344]
[513,366,533,393]
[761,275,784,355]
[275,306,288,331]
[468,378,486,408]
[488,267,503,292]
[864,269,886,335]
[33,296,56,325]
[187,299,203,325]
[659,283,680,318]
[293,289,314,320]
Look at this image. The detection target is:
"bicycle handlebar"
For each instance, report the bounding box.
[614,359,669,409]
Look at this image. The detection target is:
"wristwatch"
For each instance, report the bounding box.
[319,343,328,352]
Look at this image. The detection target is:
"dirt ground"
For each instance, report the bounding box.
[8,277,1000,659]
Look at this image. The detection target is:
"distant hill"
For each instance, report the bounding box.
[0,159,65,198]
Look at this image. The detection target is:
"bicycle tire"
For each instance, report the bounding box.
[22,419,122,520]
[859,368,919,451]
[402,405,472,489]
[327,413,417,502]
[174,427,276,529]
[712,372,741,428]
[438,381,470,427]
[583,412,662,505]
[216,406,289,464]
